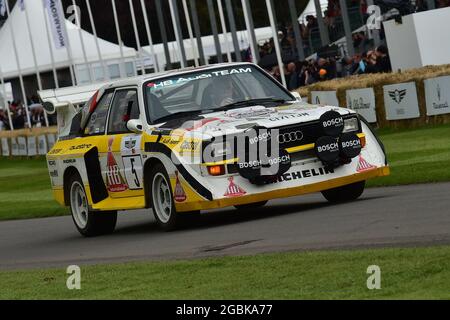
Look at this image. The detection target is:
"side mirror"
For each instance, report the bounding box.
[42,101,56,114]
[127,119,143,133]
[290,91,302,102]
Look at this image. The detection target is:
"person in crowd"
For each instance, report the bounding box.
[302,15,317,39]
[317,57,337,80]
[30,105,45,127]
[0,109,8,130]
[326,0,341,27]
[271,66,282,84]
[286,62,300,91]
[10,100,26,129]
[374,45,392,73]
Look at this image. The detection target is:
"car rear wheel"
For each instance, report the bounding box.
[235,201,268,211]
[321,181,366,203]
[150,164,198,231]
[68,174,117,237]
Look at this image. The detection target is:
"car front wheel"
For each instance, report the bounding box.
[68,174,117,237]
[150,164,198,231]
[321,181,366,203]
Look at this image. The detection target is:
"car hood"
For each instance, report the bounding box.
[156,102,355,138]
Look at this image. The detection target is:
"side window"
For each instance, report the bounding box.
[84,92,114,136]
[108,89,140,134]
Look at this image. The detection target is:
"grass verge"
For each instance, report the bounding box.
[0,158,68,220]
[0,123,449,221]
[1,245,449,299]
[367,123,450,187]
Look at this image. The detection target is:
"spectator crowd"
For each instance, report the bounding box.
[0,96,49,131]
[250,0,434,90]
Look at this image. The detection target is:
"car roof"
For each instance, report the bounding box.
[101,62,256,90]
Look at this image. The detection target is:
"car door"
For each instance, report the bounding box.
[104,88,144,199]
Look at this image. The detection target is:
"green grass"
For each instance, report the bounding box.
[0,158,68,220]
[0,123,449,221]
[1,245,449,299]
[367,123,450,187]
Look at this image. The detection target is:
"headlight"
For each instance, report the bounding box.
[211,142,232,157]
[343,117,359,133]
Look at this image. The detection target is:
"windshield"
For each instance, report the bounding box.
[144,65,294,123]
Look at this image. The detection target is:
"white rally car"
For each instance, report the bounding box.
[40,62,389,236]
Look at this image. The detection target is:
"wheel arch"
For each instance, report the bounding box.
[63,166,81,206]
[143,157,166,208]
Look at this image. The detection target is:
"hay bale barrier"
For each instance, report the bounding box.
[296,64,450,129]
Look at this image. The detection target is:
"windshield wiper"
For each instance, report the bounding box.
[212,98,290,112]
[153,110,203,124]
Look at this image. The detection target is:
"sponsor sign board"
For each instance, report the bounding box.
[11,137,19,156]
[383,82,420,120]
[38,135,48,155]
[27,136,37,156]
[17,137,27,156]
[311,91,339,107]
[1,137,9,156]
[346,88,377,123]
[424,76,450,116]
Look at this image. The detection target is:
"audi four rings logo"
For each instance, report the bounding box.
[277,131,303,144]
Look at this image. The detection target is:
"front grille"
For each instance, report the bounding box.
[205,115,360,166]
[275,121,322,149]
[289,149,316,162]
[274,115,361,149]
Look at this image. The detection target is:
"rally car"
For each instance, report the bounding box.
[39,62,389,237]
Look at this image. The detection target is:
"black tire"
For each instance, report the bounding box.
[149,164,198,231]
[321,181,366,203]
[67,173,117,237]
[235,200,268,211]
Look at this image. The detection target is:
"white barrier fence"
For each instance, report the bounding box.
[0,133,56,157]
[308,75,450,123]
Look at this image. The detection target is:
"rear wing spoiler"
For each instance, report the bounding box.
[38,82,109,138]
[38,82,109,113]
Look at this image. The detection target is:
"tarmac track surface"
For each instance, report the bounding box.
[1,182,450,270]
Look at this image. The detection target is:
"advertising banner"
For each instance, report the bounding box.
[383,82,420,120]
[17,137,27,156]
[38,135,48,155]
[11,138,19,156]
[27,136,37,156]
[44,0,69,49]
[346,88,377,123]
[311,91,339,107]
[424,76,450,116]
[47,134,56,150]
[1,137,9,156]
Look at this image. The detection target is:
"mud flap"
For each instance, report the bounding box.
[84,147,108,204]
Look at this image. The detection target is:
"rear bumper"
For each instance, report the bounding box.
[175,166,389,212]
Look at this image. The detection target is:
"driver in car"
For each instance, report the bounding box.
[203,76,239,108]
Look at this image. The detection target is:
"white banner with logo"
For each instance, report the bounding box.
[38,135,48,155]
[27,136,37,156]
[383,82,420,120]
[47,134,56,149]
[424,76,450,116]
[11,138,19,156]
[311,91,339,107]
[346,88,377,123]
[17,137,27,156]
[1,137,9,156]
[45,0,68,49]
